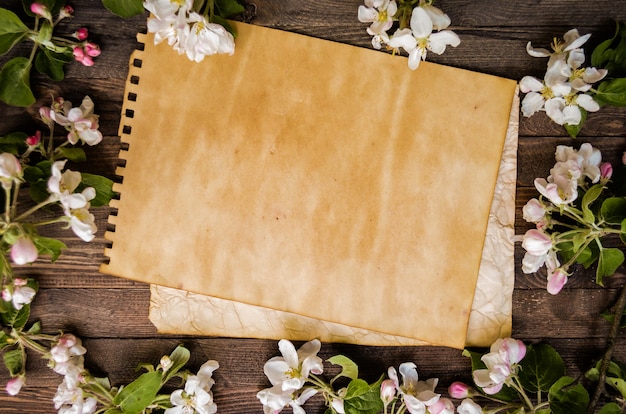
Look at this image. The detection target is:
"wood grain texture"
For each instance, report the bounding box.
[1,0,626,412]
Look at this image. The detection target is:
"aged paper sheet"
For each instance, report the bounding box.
[101,22,517,349]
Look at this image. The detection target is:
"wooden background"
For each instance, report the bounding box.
[1,0,626,412]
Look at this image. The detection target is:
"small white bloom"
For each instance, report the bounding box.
[50,334,86,376]
[526,28,591,70]
[67,208,98,242]
[388,7,459,70]
[522,198,547,224]
[263,339,323,392]
[7,283,36,311]
[534,175,577,205]
[165,360,219,414]
[388,362,440,414]
[0,152,22,189]
[50,96,102,146]
[5,376,25,396]
[183,12,235,62]
[358,0,397,35]
[10,237,38,265]
[257,386,317,414]
[473,338,526,395]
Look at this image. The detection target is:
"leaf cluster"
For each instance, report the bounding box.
[326,355,384,414]
[592,22,626,107]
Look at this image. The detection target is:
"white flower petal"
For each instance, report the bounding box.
[576,94,600,112]
[410,7,433,38]
[526,42,551,57]
[428,30,460,54]
[521,92,544,117]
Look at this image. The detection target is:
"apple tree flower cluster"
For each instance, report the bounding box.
[358,0,460,70]
[144,0,246,62]
[257,337,624,414]
[0,3,102,107]
[521,143,626,294]
[520,29,607,137]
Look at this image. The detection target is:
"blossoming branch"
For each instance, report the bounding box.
[0,2,102,107]
[358,0,460,70]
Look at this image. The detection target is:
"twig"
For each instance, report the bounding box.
[587,283,626,413]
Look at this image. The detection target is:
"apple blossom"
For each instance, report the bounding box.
[67,207,98,242]
[5,376,25,396]
[388,362,440,414]
[330,387,347,414]
[183,13,235,61]
[388,7,459,70]
[521,229,552,256]
[358,0,397,36]
[472,338,526,395]
[534,175,577,205]
[30,2,52,20]
[50,334,87,375]
[0,152,23,188]
[165,360,219,414]
[263,339,323,392]
[257,386,317,414]
[522,198,547,224]
[547,268,569,295]
[2,278,36,310]
[380,378,397,405]
[10,237,38,265]
[526,29,591,70]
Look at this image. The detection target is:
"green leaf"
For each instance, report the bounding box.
[328,355,359,383]
[581,183,604,223]
[1,304,32,330]
[112,371,162,414]
[0,32,27,56]
[79,173,115,207]
[101,0,145,18]
[548,376,589,414]
[564,108,587,138]
[162,345,190,383]
[601,197,626,224]
[592,22,621,67]
[27,320,41,335]
[598,402,623,414]
[3,348,24,376]
[0,8,29,37]
[214,0,245,18]
[0,331,11,350]
[606,377,626,400]
[32,235,67,262]
[343,377,384,414]
[58,147,87,163]
[595,78,626,107]
[596,247,624,285]
[34,46,72,81]
[518,343,565,393]
[0,57,35,107]
[0,131,28,155]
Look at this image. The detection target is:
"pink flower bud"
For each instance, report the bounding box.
[380,379,396,405]
[522,198,546,224]
[5,376,24,396]
[39,106,51,121]
[11,238,38,265]
[84,42,101,57]
[30,2,51,19]
[26,131,41,146]
[80,56,94,66]
[57,333,78,348]
[500,338,527,364]
[600,162,613,180]
[521,229,552,256]
[60,5,74,18]
[547,268,568,295]
[1,288,11,302]
[448,381,470,399]
[73,27,89,41]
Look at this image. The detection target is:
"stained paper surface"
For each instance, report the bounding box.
[101,22,518,349]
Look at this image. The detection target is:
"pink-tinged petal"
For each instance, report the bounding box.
[6,376,25,396]
[575,94,600,112]
[428,30,460,54]
[403,394,427,414]
[519,76,543,93]
[301,355,323,377]
[521,229,552,256]
[601,162,613,180]
[526,41,551,57]
[547,269,568,294]
[380,379,397,403]
[522,198,546,223]
[410,7,433,38]
[11,238,38,265]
